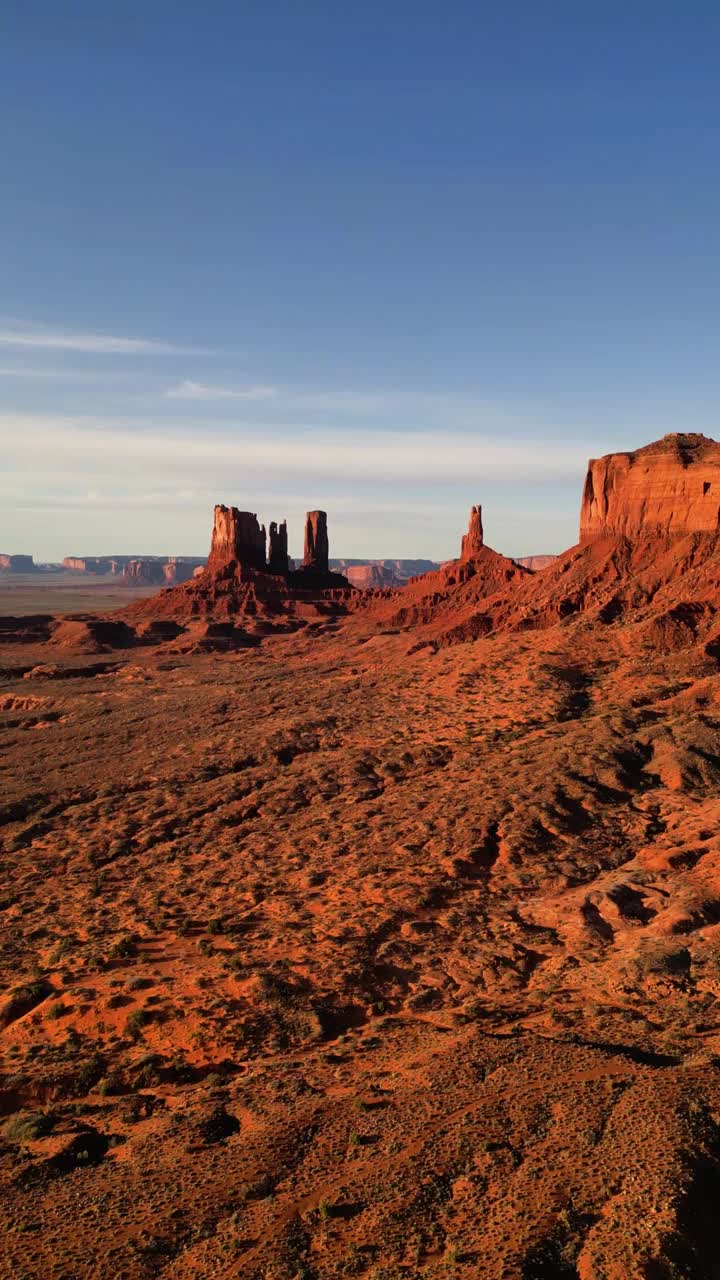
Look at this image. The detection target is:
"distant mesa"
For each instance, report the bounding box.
[331,559,440,587]
[514,555,557,572]
[121,558,197,587]
[0,554,36,573]
[122,559,166,587]
[580,432,720,542]
[62,554,204,585]
[161,558,198,586]
[63,556,114,574]
[343,564,402,589]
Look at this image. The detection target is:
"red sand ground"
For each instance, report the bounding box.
[4,445,720,1279]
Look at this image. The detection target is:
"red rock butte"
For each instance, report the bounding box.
[206,505,268,576]
[123,502,354,627]
[580,431,720,542]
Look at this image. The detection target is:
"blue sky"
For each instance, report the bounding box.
[2,1,720,561]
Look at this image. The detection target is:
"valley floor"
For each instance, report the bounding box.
[2,613,720,1278]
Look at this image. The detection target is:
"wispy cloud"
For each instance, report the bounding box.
[0,411,589,484]
[0,323,209,356]
[0,364,105,381]
[165,379,276,401]
[0,412,590,559]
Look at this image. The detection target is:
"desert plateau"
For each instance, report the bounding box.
[3,433,720,1279]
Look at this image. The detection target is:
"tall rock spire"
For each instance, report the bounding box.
[268,520,290,574]
[460,505,484,560]
[303,510,329,573]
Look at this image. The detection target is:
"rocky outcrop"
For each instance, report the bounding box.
[460,506,484,560]
[206,507,267,576]
[0,554,36,573]
[302,511,329,574]
[580,433,720,542]
[268,521,289,575]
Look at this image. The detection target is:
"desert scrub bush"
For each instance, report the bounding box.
[106,991,132,1009]
[46,1001,68,1021]
[4,1110,55,1144]
[49,936,77,965]
[74,1053,105,1094]
[109,935,138,960]
[0,978,53,1028]
[133,1053,164,1088]
[124,1007,153,1038]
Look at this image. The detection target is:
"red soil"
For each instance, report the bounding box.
[3,435,720,1279]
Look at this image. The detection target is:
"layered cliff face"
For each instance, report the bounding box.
[460,505,484,560]
[580,433,720,542]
